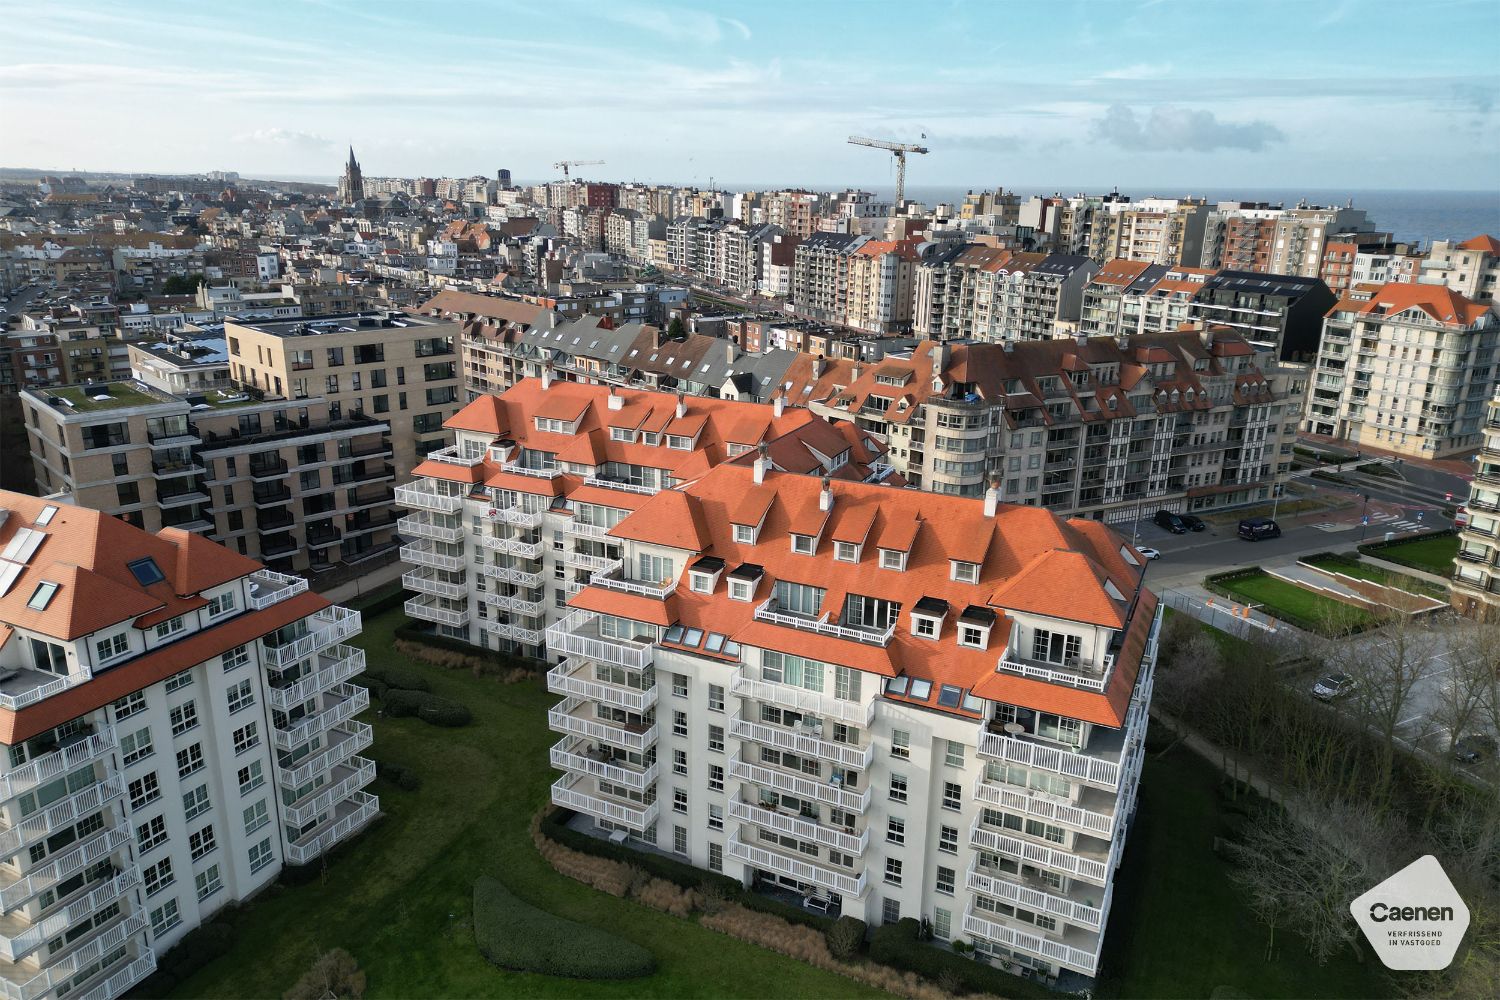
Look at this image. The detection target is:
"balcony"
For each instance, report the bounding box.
[728,759,871,813]
[426,445,486,469]
[0,869,139,964]
[394,482,464,513]
[481,588,544,617]
[548,696,657,750]
[0,823,132,913]
[752,598,895,647]
[993,650,1116,693]
[546,610,655,670]
[477,563,544,588]
[252,483,292,506]
[589,565,675,599]
[547,658,658,712]
[550,737,659,792]
[730,668,874,727]
[249,458,290,481]
[968,815,1112,887]
[0,669,91,712]
[729,793,868,854]
[398,513,464,543]
[268,644,365,712]
[403,569,467,600]
[729,712,873,770]
[963,906,1099,976]
[582,474,659,495]
[274,684,370,751]
[248,568,308,610]
[261,606,362,668]
[726,833,866,898]
[278,722,373,789]
[0,775,125,860]
[0,727,116,804]
[146,425,199,446]
[479,534,544,559]
[967,860,1107,931]
[483,620,544,646]
[551,774,659,832]
[977,721,1131,791]
[566,519,611,539]
[972,775,1118,839]
[486,505,545,530]
[405,596,470,629]
[73,951,156,1000]
[284,790,380,865]
[284,758,376,827]
[400,541,465,572]
[0,908,151,1000]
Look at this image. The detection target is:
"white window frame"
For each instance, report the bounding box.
[834,541,859,563]
[879,548,906,571]
[950,560,979,583]
[728,579,753,602]
[689,571,714,594]
[732,523,756,544]
[790,533,815,555]
[958,623,989,649]
[911,613,940,640]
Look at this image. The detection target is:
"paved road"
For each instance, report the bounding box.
[1,283,41,321]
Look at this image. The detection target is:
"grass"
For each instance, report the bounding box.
[1211,569,1375,634]
[472,876,655,979]
[1303,552,1446,598]
[48,381,165,410]
[171,608,886,1000]
[1161,607,1257,661]
[1359,532,1460,576]
[1102,743,1392,998]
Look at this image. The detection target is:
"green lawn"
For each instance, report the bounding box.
[1212,570,1374,634]
[170,609,886,999]
[1303,553,1446,598]
[1359,533,1460,576]
[1102,744,1392,999]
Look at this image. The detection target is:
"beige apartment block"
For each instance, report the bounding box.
[1452,389,1500,620]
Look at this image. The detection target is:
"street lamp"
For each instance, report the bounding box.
[1269,478,1284,521]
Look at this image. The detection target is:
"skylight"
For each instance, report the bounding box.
[27,580,59,610]
[34,505,59,526]
[127,557,166,587]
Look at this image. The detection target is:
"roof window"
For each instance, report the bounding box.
[26,580,59,610]
[127,557,166,587]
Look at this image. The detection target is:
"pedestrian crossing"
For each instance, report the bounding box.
[1310,511,1428,533]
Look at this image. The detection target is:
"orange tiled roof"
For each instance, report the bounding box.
[1457,235,1499,254]
[1355,282,1491,327]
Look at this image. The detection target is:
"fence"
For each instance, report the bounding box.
[1160,587,1286,642]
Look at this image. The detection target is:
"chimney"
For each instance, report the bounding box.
[1002,340,1014,353]
[1075,332,1087,349]
[851,363,863,380]
[607,385,623,410]
[725,339,737,364]
[813,354,827,379]
[541,363,553,390]
[983,478,1002,518]
[773,393,784,418]
[932,340,950,377]
[753,442,769,484]
[819,475,833,512]
[675,392,686,418]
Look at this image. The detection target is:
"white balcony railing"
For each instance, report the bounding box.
[551,774,658,832]
[2,910,151,1000]
[284,757,377,827]
[400,541,465,572]
[0,672,91,712]
[972,776,1117,839]
[566,551,621,574]
[752,598,896,647]
[729,794,868,854]
[485,592,547,618]
[0,823,132,913]
[284,791,379,865]
[394,482,464,513]
[479,534,544,559]
[76,952,156,1000]
[402,569,468,599]
[261,606,361,668]
[485,505,545,530]
[729,712,873,770]
[546,659,658,712]
[993,653,1114,693]
[0,728,116,803]
[0,775,125,859]
[582,475,659,495]
[968,816,1111,886]
[549,739,659,792]
[268,645,365,712]
[976,731,1122,790]
[426,444,486,468]
[545,610,655,670]
[405,596,470,628]
[478,563,545,588]
[729,669,875,726]
[0,869,140,963]
[274,684,369,751]
[566,520,611,539]
[963,907,1098,976]
[278,722,373,789]
[483,620,544,645]
[967,861,1105,930]
[248,568,308,610]
[397,513,464,543]
[589,568,675,599]
[727,759,871,813]
[726,833,866,898]
[547,697,658,751]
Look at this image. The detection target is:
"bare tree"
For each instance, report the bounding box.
[1328,609,1430,808]
[1425,629,1492,756]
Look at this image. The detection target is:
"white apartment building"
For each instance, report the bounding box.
[0,492,376,1000]
[1452,388,1500,621]
[1421,235,1499,303]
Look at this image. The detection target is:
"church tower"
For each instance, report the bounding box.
[338,145,364,204]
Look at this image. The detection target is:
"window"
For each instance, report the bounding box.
[732,523,756,544]
[707,725,724,753]
[121,727,154,766]
[889,774,908,803]
[708,804,724,831]
[673,788,688,814]
[188,824,217,861]
[129,773,161,809]
[708,684,724,712]
[879,548,906,571]
[890,730,910,759]
[882,898,901,925]
[149,898,181,935]
[791,533,815,555]
[155,617,186,641]
[708,764,724,792]
[689,571,713,594]
[183,784,211,821]
[950,560,979,584]
[127,557,165,586]
[143,857,174,896]
[233,722,260,754]
[238,761,265,795]
[136,815,168,853]
[169,701,199,737]
[933,906,952,941]
[227,679,255,713]
[708,841,723,872]
[673,825,688,856]
[939,825,959,854]
[223,644,250,672]
[205,590,237,617]
[176,743,204,778]
[728,579,753,601]
[673,749,688,775]
[945,741,965,768]
[94,633,130,663]
[959,624,988,649]
[942,781,962,811]
[195,865,223,902]
[163,668,192,692]
[834,665,861,702]
[113,691,147,720]
[243,799,269,836]
[1031,629,1082,666]
[672,711,687,738]
[884,859,903,886]
[672,674,688,698]
[886,817,905,845]
[834,541,859,562]
[249,838,274,873]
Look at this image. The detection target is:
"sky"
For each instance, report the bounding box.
[1,0,1497,193]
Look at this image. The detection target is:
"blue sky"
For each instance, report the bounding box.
[1,0,1497,191]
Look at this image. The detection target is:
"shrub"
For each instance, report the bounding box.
[133,919,234,993]
[350,675,388,700]
[380,688,427,717]
[825,915,866,959]
[283,948,366,1000]
[539,808,742,896]
[472,876,655,979]
[871,917,1049,997]
[417,699,472,727]
[374,759,422,791]
[363,664,430,693]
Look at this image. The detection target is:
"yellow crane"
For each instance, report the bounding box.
[553,159,604,179]
[847,135,929,206]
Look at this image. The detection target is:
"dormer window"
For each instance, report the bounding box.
[688,556,724,595]
[957,605,996,649]
[729,579,752,601]
[610,427,635,442]
[834,541,859,563]
[950,560,980,584]
[733,523,757,544]
[791,534,815,555]
[910,596,949,641]
[642,432,660,445]
[690,572,714,594]
[534,416,573,434]
[879,548,907,571]
[666,434,692,451]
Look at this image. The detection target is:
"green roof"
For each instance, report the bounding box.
[47,383,171,412]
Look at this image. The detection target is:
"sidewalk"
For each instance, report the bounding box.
[1300,432,1476,479]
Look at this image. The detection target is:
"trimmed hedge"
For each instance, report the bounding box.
[363,664,431,693]
[130,920,236,997]
[473,875,655,979]
[375,758,422,791]
[826,915,867,959]
[870,918,1056,998]
[380,688,472,727]
[394,623,546,675]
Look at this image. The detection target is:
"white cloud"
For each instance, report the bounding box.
[233,128,335,151]
[1096,63,1172,80]
[1091,104,1285,152]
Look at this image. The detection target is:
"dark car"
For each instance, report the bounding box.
[1453,734,1497,764]
[1153,510,1187,534]
[1238,516,1282,541]
[1179,513,1207,532]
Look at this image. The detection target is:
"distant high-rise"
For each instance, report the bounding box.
[497,168,512,187]
[338,145,364,204]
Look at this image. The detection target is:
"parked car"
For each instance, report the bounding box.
[1136,546,1162,561]
[1312,672,1357,701]
[1179,513,1207,532]
[1238,516,1282,541]
[1153,510,1187,534]
[1453,734,1497,764]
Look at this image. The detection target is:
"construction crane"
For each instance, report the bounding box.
[847,135,929,206]
[554,159,604,179]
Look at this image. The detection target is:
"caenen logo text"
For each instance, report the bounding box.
[1369,903,1455,922]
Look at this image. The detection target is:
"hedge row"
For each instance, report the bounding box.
[362,663,431,693]
[374,758,422,790]
[1205,566,1265,586]
[870,918,1057,998]
[393,623,546,674]
[129,919,235,997]
[382,688,472,727]
[473,875,655,979]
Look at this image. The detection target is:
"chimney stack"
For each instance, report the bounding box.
[983,478,1002,518]
[725,339,737,364]
[773,392,784,418]
[1075,332,1087,349]
[541,363,554,390]
[819,475,833,512]
[753,442,770,484]
[675,392,686,418]
[607,385,623,410]
[813,354,826,379]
